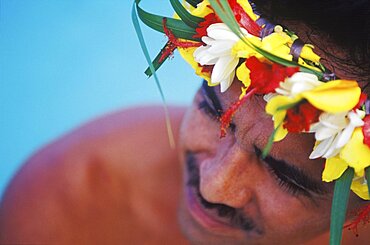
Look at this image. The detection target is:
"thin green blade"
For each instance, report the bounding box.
[132,2,175,148]
[262,123,280,158]
[170,0,204,28]
[136,2,200,41]
[330,168,354,245]
[144,41,171,77]
[185,0,201,8]
[208,0,246,42]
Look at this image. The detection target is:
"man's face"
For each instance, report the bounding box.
[177,80,346,245]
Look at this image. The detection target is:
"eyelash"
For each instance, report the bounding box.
[265,164,311,197]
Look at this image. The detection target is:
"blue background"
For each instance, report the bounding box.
[0,1,199,197]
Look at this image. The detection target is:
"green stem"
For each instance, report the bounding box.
[330,168,354,245]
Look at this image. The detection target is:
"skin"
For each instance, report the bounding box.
[0,101,370,244]
[1,22,370,245]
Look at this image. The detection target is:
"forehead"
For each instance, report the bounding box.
[212,81,326,181]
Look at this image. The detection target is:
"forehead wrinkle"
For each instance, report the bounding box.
[233,96,272,151]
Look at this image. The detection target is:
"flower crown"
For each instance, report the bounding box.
[132,0,370,243]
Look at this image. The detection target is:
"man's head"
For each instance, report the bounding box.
[134,0,370,243]
[178,80,335,244]
[176,1,370,244]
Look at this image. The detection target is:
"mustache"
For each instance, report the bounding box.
[185,152,260,233]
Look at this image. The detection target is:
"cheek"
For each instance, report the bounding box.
[257,181,331,239]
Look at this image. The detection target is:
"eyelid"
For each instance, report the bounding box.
[253,145,325,198]
[201,82,223,116]
[265,162,312,197]
[198,100,219,121]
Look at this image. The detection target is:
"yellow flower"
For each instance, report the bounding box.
[351,176,370,200]
[178,46,211,83]
[232,26,293,61]
[190,0,213,17]
[260,28,292,61]
[322,128,370,200]
[340,128,370,177]
[301,80,361,113]
[232,37,260,58]
[265,95,301,141]
[322,156,348,182]
[236,62,251,89]
[300,44,321,64]
[265,79,361,142]
[236,0,258,20]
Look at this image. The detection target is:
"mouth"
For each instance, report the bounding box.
[184,152,263,236]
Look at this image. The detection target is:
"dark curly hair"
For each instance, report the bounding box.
[253,0,370,89]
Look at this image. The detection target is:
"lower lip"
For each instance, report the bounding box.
[185,187,237,233]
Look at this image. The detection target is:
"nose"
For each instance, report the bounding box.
[199,142,259,209]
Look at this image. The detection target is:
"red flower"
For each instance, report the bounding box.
[354,93,368,110]
[200,64,214,74]
[194,0,262,39]
[245,56,299,94]
[163,18,202,49]
[283,102,321,133]
[363,115,370,148]
[228,0,261,37]
[194,13,221,39]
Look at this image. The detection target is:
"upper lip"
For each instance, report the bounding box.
[186,185,241,232]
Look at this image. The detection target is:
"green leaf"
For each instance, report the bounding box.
[262,123,281,158]
[366,167,370,197]
[170,0,204,28]
[144,41,171,77]
[132,2,176,148]
[185,0,201,8]
[136,2,200,41]
[330,168,354,245]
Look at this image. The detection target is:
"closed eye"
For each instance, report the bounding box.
[254,145,327,198]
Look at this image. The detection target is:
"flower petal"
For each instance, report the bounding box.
[351,177,370,200]
[315,126,339,141]
[178,47,211,82]
[236,62,251,89]
[211,56,239,90]
[322,156,348,182]
[340,128,370,177]
[310,137,335,159]
[265,95,299,141]
[301,80,361,113]
[220,69,236,92]
[207,23,240,41]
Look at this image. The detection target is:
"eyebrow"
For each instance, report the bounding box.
[201,81,238,131]
[254,145,327,197]
[201,80,224,116]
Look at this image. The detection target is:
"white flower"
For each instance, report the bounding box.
[263,72,323,102]
[275,72,323,97]
[193,23,250,92]
[309,109,365,159]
